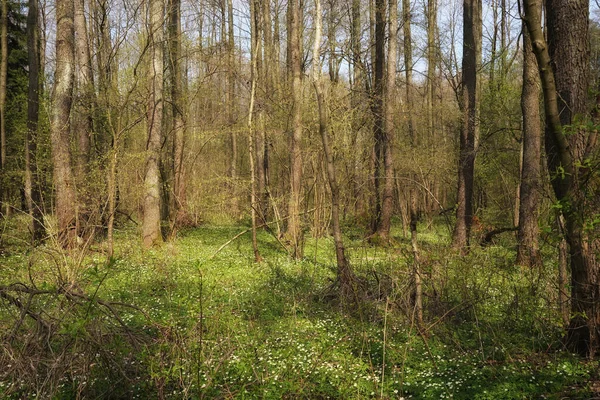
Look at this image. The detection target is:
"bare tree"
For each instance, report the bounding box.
[0,0,7,216]
[312,0,355,293]
[142,0,165,248]
[286,0,304,259]
[452,0,481,251]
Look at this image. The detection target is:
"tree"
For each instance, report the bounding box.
[404,0,423,326]
[0,0,7,215]
[50,0,77,247]
[25,0,43,243]
[516,11,541,267]
[286,0,304,259]
[312,0,355,294]
[142,0,165,248]
[370,0,385,236]
[523,0,600,357]
[452,0,481,250]
[168,0,187,230]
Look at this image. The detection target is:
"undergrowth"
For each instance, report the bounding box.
[0,216,597,399]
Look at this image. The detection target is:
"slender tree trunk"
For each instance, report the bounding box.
[0,0,7,216]
[312,0,354,292]
[51,0,77,248]
[351,0,363,217]
[169,0,187,230]
[142,0,165,248]
[26,0,44,243]
[516,14,541,267]
[370,0,385,234]
[374,0,396,240]
[286,0,304,259]
[226,0,238,217]
[452,0,481,251]
[248,0,262,263]
[404,0,423,326]
[524,0,600,358]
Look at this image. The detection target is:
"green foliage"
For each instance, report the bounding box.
[0,220,597,398]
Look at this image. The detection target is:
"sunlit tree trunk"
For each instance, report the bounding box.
[50,0,77,248]
[142,0,165,248]
[286,0,304,259]
[516,14,541,267]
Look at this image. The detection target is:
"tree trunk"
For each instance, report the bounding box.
[312,0,354,293]
[370,0,385,235]
[516,15,541,267]
[452,0,481,251]
[169,0,187,230]
[286,0,304,259]
[51,0,77,248]
[248,0,262,263]
[374,0,396,240]
[142,0,165,248]
[404,0,423,326]
[26,0,44,243]
[226,0,237,217]
[524,0,600,358]
[0,0,7,216]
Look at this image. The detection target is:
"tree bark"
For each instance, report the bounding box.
[404,0,423,326]
[516,14,541,267]
[524,0,600,358]
[142,0,165,248]
[374,0,396,240]
[0,0,7,216]
[169,0,187,230]
[286,0,304,259]
[51,0,77,248]
[312,0,354,292]
[227,0,238,217]
[26,0,44,243]
[452,0,481,251]
[370,0,385,235]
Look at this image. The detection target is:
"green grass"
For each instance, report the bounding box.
[0,217,597,399]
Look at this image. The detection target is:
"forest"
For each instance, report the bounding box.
[0,0,599,397]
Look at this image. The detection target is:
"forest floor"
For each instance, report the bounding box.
[0,216,598,399]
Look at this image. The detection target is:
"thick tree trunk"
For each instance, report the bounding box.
[51,0,77,248]
[26,0,44,243]
[142,0,165,248]
[286,0,304,259]
[516,16,541,267]
[524,0,600,358]
[169,0,187,230]
[452,0,481,251]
